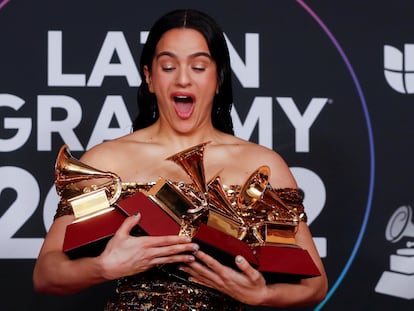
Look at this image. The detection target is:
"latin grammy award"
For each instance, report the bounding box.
[54,142,321,281]
[375,205,414,299]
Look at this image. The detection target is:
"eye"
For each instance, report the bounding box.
[192,61,207,71]
[192,66,206,72]
[162,65,175,72]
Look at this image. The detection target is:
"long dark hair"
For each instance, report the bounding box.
[132,9,234,135]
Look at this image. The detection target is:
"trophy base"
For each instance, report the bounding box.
[193,223,321,281]
[63,192,165,259]
[63,188,189,259]
[63,191,321,281]
[63,207,129,259]
[121,192,320,280]
[375,271,414,299]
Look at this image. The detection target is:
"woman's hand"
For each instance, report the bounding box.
[97,213,199,280]
[181,222,328,308]
[180,250,268,305]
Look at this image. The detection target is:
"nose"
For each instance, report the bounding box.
[176,66,191,87]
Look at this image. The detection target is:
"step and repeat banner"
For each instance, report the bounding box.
[1,0,413,310]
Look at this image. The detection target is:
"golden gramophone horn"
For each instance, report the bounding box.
[260,186,300,224]
[166,141,210,211]
[208,173,243,223]
[207,174,248,240]
[237,165,270,211]
[55,144,123,219]
[235,166,300,245]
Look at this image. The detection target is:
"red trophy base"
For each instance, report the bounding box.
[123,193,320,281]
[63,208,127,259]
[63,192,321,282]
[63,192,182,259]
[194,223,321,282]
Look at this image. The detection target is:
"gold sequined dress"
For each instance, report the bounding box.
[54,182,305,311]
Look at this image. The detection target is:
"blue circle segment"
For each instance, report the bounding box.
[296,1,376,309]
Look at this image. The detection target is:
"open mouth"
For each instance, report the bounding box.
[173,95,195,117]
[174,95,193,104]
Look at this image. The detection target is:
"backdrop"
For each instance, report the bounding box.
[1,0,413,310]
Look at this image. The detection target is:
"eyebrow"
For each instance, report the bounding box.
[155,51,212,60]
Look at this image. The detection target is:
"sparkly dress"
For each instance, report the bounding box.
[104,268,241,311]
[55,182,306,311]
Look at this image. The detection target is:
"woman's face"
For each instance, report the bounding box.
[144,28,218,134]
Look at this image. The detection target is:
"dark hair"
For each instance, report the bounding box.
[132,9,234,135]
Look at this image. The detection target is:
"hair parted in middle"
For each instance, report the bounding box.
[132,9,234,135]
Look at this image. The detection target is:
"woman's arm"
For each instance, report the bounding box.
[33,213,199,295]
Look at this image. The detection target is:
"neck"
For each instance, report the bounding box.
[152,120,221,151]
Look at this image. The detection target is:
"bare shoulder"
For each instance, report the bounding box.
[239,141,297,188]
[80,135,130,167]
[78,132,154,173]
[237,139,285,163]
[218,136,289,167]
[208,136,297,188]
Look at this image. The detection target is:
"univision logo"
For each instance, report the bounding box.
[384,44,414,94]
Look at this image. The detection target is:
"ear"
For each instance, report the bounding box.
[143,65,154,93]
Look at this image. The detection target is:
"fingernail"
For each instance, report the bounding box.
[184,237,191,243]
[236,255,244,263]
[192,244,199,252]
[134,212,140,218]
[188,256,195,262]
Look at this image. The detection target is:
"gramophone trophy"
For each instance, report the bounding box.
[190,165,320,281]
[55,145,144,258]
[375,205,414,299]
[55,143,209,258]
[55,142,320,280]
[117,142,211,239]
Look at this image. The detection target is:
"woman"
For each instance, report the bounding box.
[33,9,327,310]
